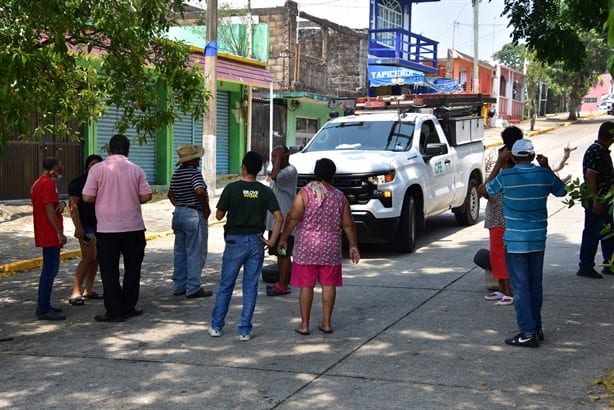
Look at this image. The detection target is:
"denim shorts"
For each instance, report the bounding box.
[83,225,96,236]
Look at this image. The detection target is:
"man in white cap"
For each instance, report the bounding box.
[168,144,212,298]
[479,139,567,348]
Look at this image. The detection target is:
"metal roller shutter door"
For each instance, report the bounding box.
[172,105,204,166]
[216,91,230,174]
[97,106,157,184]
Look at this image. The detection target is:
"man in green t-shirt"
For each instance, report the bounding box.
[209,151,283,341]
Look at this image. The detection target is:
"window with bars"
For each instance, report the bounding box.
[377,0,402,47]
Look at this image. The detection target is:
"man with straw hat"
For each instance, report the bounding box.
[168,144,213,298]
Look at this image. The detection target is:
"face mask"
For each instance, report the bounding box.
[53,174,62,181]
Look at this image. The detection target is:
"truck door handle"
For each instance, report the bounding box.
[444,159,451,165]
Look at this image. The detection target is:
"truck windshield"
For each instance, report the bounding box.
[303,120,415,152]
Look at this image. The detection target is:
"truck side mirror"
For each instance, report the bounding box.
[423,143,448,159]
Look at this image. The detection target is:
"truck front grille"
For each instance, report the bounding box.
[297,174,375,205]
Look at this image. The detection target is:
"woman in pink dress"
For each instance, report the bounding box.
[278,158,360,335]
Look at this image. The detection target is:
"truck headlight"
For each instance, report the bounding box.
[367,172,394,185]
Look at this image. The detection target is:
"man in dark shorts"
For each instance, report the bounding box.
[265,145,298,296]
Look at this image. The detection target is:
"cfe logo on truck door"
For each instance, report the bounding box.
[433,160,444,175]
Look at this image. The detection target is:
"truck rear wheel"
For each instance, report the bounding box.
[454,178,479,226]
[394,196,416,253]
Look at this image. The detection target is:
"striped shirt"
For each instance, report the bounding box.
[169,166,208,210]
[486,163,566,253]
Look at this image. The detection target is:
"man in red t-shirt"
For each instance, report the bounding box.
[30,157,67,320]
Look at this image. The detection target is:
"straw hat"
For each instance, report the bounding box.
[176,144,204,165]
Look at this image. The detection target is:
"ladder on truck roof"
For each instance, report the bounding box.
[355,93,496,120]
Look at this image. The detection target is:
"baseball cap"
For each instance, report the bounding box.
[511,139,534,157]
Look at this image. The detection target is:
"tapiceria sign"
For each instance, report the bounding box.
[368,65,426,87]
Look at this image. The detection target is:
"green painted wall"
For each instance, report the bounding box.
[156,80,172,186]
[167,24,270,63]
[149,81,245,189]
[285,102,342,146]
[218,82,245,174]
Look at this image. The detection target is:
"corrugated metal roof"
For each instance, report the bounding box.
[191,53,277,89]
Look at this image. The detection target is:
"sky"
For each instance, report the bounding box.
[186,0,515,61]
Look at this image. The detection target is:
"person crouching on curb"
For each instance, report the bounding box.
[208,151,283,341]
[278,158,360,335]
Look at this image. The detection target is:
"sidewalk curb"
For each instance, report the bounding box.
[0,231,174,278]
[484,117,583,149]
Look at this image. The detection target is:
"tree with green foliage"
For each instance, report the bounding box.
[0,0,208,149]
[502,0,612,120]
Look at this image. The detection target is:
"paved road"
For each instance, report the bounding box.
[1,117,613,409]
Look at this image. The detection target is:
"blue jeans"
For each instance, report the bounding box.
[38,247,60,313]
[210,233,265,335]
[579,204,614,272]
[505,251,544,334]
[172,207,208,295]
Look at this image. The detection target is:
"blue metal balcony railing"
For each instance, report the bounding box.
[368,28,438,73]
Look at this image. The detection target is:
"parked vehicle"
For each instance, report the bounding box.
[599,99,614,112]
[598,100,610,111]
[289,94,490,253]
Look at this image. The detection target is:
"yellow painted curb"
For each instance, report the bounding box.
[0,230,176,278]
[0,249,81,278]
[526,126,556,138]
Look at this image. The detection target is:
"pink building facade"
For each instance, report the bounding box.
[582,73,612,111]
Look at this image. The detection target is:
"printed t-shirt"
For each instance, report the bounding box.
[30,176,63,248]
[582,141,614,196]
[82,155,151,233]
[217,180,280,235]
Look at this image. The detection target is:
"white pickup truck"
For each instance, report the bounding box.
[289,108,485,252]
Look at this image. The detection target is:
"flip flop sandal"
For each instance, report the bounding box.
[495,296,514,306]
[484,291,505,301]
[83,291,103,299]
[68,296,85,306]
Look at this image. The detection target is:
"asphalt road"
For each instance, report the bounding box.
[1,118,613,409]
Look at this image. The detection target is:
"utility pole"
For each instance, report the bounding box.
[246,0,253,151]
[472,0,480,93]
[446,20,457,79]
[204,0,217,196]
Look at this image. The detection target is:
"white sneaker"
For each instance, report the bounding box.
[208,328,222,337]
[238,333,252,341]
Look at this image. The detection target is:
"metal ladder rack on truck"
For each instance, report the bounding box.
[289,93,495,253]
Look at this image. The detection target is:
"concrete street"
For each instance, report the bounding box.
[1,115,613,409]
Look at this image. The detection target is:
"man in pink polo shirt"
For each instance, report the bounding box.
[83,134,152,322]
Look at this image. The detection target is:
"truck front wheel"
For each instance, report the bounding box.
[454,178,480,226]
[394,196,417,253]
